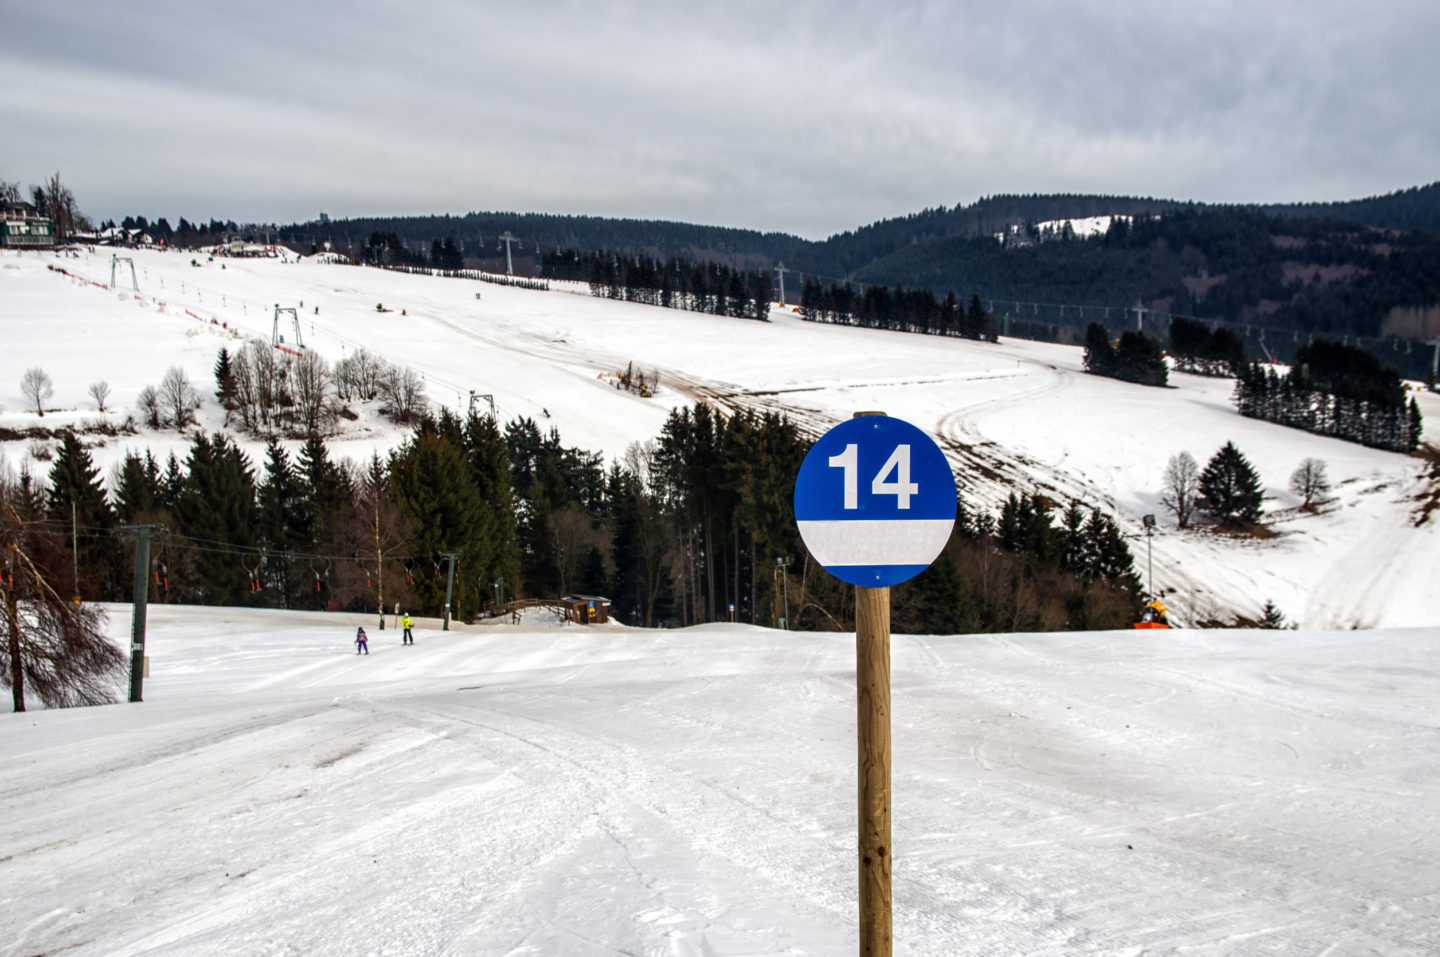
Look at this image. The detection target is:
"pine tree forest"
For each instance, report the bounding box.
[3,403,1145,635]
[1233,338,1423,452]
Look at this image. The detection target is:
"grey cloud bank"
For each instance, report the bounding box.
[3,0,1437,239]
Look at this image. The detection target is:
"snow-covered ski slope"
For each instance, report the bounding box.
[2,606,1437,955]
[3,246,1439,628]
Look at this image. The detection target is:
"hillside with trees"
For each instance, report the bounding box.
[257,182,1440,380]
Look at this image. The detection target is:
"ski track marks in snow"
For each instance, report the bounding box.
[4,610,1440,954]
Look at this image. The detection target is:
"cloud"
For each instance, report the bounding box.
[3,0,1438,238]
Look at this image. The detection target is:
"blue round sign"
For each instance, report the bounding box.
[794,416,956,587]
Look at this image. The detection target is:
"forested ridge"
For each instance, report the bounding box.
[272,182,1440,376]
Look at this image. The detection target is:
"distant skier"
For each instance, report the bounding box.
[542,408,550,418]
[401,612,414,646]
[355,626,369,655]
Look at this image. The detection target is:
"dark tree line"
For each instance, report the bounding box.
[1167,317,1246,377]
[7,406,1146,636]
[1234,339,1423,452]
[565,251,773,321]
[906,492,1142,634]
[1083,323,1169,386]
[107,215,239,246]
[799,281,999,341]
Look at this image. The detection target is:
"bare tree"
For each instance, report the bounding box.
[158,366,201,431]
[548,504,607,597]
[87,380,111,412]
[1160,451,1200,528]
[20,367,53,417]
[229,349,258,432]
[334,347,385,401]
[228,343,291,436]
[0,179,19,204]
[379,366,427,424]
[136,385,162,429]
[44,172,75,242]
[335,455,415,626]
[290,350,335,437]
[251,345,290,434]
[1,499,126,711]
[1289,458,1330,509]
[42,171,89,242]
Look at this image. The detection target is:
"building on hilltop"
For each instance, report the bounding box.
[0,201,55,249]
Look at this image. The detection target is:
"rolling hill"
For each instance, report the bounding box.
[3,245,1438,629]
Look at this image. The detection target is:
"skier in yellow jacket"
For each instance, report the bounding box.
[400,612,414,646]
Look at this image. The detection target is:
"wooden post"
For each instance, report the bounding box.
[856,582,892,956]
[126,525,153,703]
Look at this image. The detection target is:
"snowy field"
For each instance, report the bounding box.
[4,248,1440,954]
[1,606,1437,955]
[2,245,1439,628]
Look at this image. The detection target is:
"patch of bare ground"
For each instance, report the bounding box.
[1412,444,1440,526]
[1196,520,1279,540]
[0,420,137,442]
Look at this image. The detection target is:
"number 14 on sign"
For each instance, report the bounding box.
[828,443,919,510]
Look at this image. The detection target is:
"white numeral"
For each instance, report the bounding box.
[829,443,919,510]
[828,443,859,509]
[872,445,918,509]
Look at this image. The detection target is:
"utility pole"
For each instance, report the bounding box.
[776,556,791,629]
[71,500,78,601]
[775,262,790,306]
[499,231,518,276]
[442,552,458,630]
[119,525,162,702]
[1142,514,1156,600]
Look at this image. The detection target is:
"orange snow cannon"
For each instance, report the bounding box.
[1135,599,1171,629]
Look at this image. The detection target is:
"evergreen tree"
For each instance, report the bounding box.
[463,412,522,602]
[1199,442,1264,525]
[214,348,237,413]
[173,433,259,604]
[389,419,490,620]
[256,442,306,607]
[1259,599,1288,629]
[1083,322,1114,375]
[112,451,162,525]
[296,435,352,556]
[45,432,121,599]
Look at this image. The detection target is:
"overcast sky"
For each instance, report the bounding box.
[3,1,1437,239]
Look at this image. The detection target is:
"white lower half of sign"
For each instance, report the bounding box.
[796,518,954,568]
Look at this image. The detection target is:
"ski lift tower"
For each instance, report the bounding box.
[468,391,496,419]
[273,305,303,351]
[498,231,519,276]
[110,254,139,291]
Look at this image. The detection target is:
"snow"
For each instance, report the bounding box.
[1,605,1438,954]
[3,247,1440,952]
[997,215,1127,242]
[4,246,1437,629]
